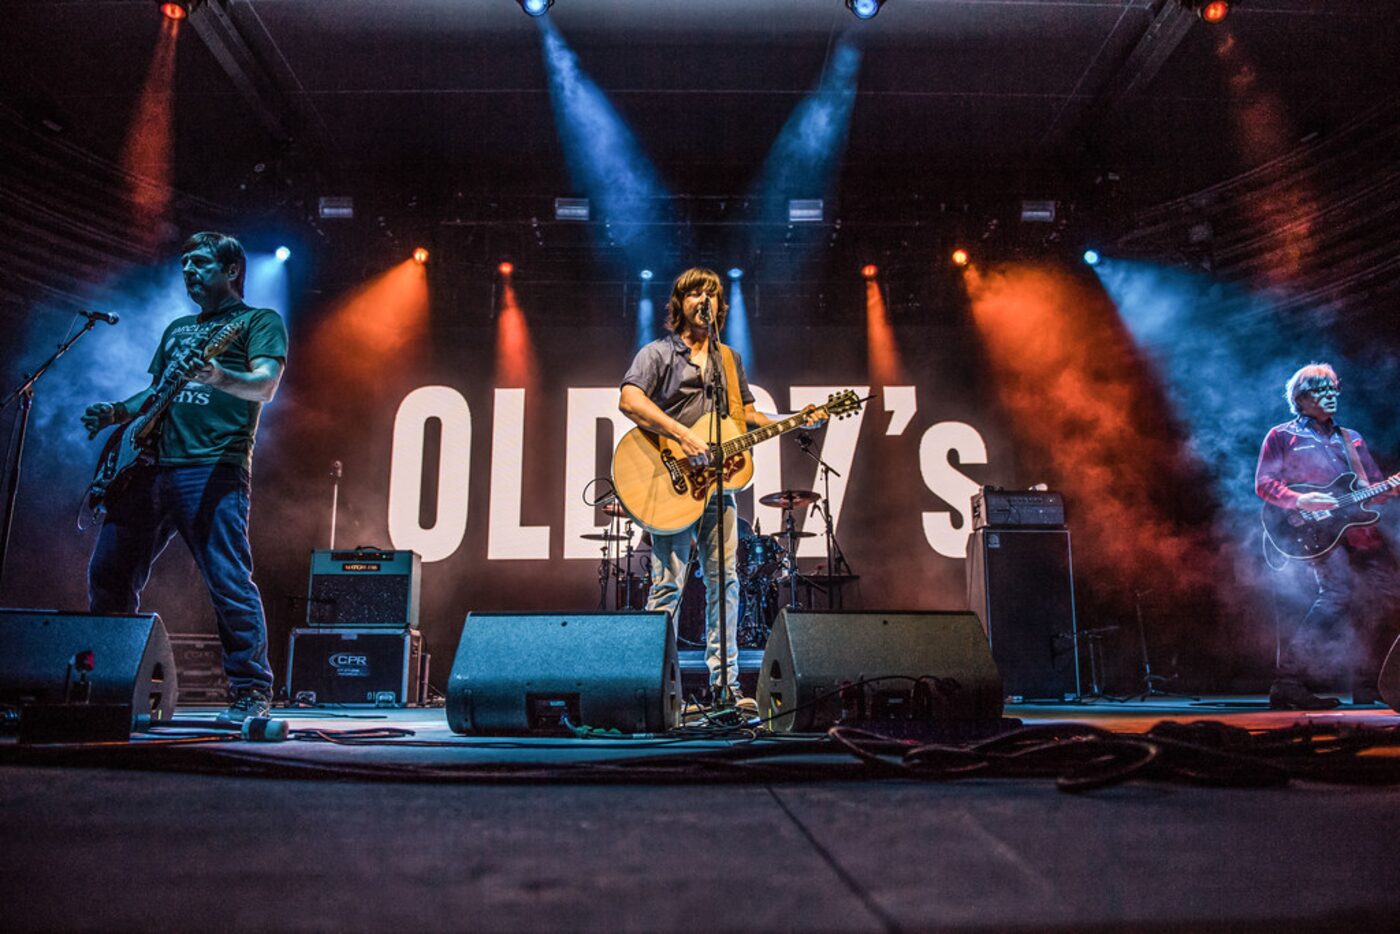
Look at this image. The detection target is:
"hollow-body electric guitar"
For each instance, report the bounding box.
[611,390,864,535]
[1260,470,1400,560]
[83,317,248,523]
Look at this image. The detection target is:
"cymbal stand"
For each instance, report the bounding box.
[795,433,853,609]
[1123,589,1199,701]
[781,506,804,610]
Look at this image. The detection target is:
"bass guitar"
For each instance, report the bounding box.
[612,389,864,534]
[1261,470,1400,560]
[83,317,248,524]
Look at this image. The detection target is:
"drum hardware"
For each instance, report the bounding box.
[579,532,632,542]
[793,432,856,609]
[758,489,821,510]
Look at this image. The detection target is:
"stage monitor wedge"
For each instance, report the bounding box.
[757,610,1003,733]
[0,610,178,731]
[447,612,680,735]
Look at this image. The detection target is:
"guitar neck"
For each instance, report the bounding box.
[1339,474,1400,507]
[717,410,810,458]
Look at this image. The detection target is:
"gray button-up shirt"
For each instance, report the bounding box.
[621,333,755,428]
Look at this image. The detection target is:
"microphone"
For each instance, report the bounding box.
[796,432,813,449]
[330,460,343,479]
[697,296,711,324]
[79,309,119,325]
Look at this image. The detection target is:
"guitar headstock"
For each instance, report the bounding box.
[823,389,864,419]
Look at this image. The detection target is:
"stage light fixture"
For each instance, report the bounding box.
[157,0,202,19]
[318,196,354,220]
[519,0,554,17]
[951,248,970,267]
[727,267,743,280]
[640,269,654,281]
[1083,249,1101,266]
[413,247,430,265]
[846,0,885,21]
[787,199,824,224]
[1182,0,1231,23]
[274,246,291,262]
[498,261,514,276]
[861,264,879,280]
[554,197,590,222]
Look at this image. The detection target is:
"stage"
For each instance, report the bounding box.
[3,698,1398,931]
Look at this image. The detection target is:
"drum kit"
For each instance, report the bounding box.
[584,488,855,648]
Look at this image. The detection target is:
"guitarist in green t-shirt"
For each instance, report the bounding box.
[81,232,287,723]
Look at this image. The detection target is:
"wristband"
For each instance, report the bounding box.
[111,401,130,423]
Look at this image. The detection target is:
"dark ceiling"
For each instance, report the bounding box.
[5,0,1397,200]
[1,0,1397,295]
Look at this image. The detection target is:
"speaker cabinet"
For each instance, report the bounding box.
[287,628,425,707]
[0,610,178,729]
[307,548,421,629]
[447,612,680,735]
[756,610,1003,733]
[965,528,1081,700]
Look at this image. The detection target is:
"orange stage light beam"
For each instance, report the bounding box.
[495,280,538,391]
[306,259,430,394]
[121,17,179,256]
[864,278,902,385]
[963,262,1217,604]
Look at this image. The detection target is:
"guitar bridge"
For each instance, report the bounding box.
[659,449,688,495]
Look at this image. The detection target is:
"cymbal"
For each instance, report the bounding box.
[781,530,818,539]
[601,502,629,518]
[580,532,631,542]
[759,489,821,509]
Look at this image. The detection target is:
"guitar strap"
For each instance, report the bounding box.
[1338,427,1370,483]
[719,345,745,423]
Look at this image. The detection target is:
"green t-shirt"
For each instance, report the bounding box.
[147,299,288,470]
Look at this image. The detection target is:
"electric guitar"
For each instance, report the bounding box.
[611,390,865,534]
[1261,470,1400,560]
[83,317,248,523]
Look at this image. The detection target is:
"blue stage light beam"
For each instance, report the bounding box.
[244,251,290,321]
[539,19,672,270]
[634,283,656,352]
[751,35,862,274]
[725,277,753,375]
[1092,260,1394,534]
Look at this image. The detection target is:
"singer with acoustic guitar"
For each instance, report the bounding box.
[617,267,831,714]
[80,231,287,723]
[1255,363,1400,709]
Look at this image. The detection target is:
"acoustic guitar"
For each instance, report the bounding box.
[612,389,864,534]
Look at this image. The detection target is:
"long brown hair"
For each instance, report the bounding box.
[666,267,728,333]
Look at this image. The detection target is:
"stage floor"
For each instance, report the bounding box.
[3,697,1399,931]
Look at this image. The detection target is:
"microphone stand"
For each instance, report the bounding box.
[328,460,342,549]
[795,434,850,609]
[701,305,734,708]
[0,318,100,592]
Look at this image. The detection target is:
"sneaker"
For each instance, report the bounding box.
[218,688,272,723]
[1268,679,1341,711]
[712,687,759,716]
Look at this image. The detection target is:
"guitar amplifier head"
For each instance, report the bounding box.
[972,488,1067,530]
[307,548,421,629]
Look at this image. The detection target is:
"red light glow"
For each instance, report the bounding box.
[1201,1,1229,23]
[860,264,879,280]
[951,249,970,267]
[498,261,515,277]
[412,247,430,265]
[160,2,188,20]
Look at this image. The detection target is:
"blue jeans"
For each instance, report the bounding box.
[647,493,740,694]
[89,464,273,694]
